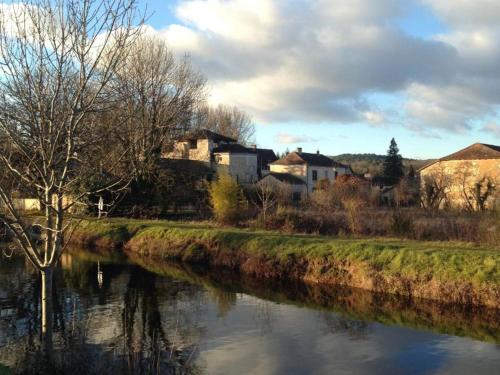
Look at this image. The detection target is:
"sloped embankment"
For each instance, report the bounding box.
[71,219,500,308]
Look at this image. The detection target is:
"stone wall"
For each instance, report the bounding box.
[420,159,500,209]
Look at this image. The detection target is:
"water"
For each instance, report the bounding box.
[0,248,499,374]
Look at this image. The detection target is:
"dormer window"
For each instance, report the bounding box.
[189,139,198,149]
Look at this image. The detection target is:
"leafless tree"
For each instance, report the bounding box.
[254,178,277,220]
[108,35,206,179]
[193,104,255,145]
[0,0,143,358]
[454,162,498,211]
[420,168,450,209]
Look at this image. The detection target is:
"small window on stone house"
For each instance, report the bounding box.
[189,139,197,149]
[312,170,318,181]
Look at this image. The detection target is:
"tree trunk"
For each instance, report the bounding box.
[41,268,54,362]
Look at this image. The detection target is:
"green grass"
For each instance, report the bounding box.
[73,217,500,287]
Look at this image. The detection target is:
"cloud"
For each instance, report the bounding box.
[399,0,500,133]
[149,0,500,135]
[481,122,500,136]
[274,132,321,145]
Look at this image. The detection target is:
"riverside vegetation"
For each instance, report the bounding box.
[68,217,500,308]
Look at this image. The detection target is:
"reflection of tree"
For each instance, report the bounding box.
[122,266,201,374]
[208,288,237,318]
[321,312,370,340]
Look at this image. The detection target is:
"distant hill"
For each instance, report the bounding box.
[330,153,434,176]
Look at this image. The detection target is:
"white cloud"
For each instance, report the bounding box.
[481,122,500,136]
[275,132,320,145]
[149,0,500,135]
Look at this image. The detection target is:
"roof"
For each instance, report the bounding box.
[336,174,370,185]
[261,172,306,185]
[212,144,254,154]
[419,143,500,171]
[178,129,237,143]
[271,151,349,168]
[252,148,278,163]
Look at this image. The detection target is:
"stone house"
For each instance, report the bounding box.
[165,129,277,185]
[269,148,352,194]
[418,143,500,210]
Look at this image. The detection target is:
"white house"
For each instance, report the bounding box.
[269,148,352,194]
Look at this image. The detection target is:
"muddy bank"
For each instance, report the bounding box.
[71,219,500,308]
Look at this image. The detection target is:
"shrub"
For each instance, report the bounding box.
[342,197,364,235]
[390,210,414,237]
[209,173,246,224]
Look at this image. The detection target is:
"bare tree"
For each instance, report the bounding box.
[254,178,277,220]
[193,104,255,145]
[0,0,143,359]
[109,35,206,180]
[420,172,450,209]
[454,162,498,211]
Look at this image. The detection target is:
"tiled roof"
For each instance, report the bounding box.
[439,143,500,161]
[419,143,500,171]
[178,129,237,143]
[212,144,254,154]
[262,172,306,185]
[252,148,278,163]
[271,151,349,168]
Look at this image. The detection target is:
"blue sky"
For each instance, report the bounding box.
[139,0,500,159]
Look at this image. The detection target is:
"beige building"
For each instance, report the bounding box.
[269,148,352,194]
[418,143,500,210]
[165,129,277,185]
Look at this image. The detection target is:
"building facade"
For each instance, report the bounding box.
[165,129,277,185]
[418,143,500,210]
[269,148,352,194]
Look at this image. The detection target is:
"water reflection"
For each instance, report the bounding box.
[0,248,499,375]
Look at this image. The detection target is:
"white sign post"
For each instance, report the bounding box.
[98,196,104,219]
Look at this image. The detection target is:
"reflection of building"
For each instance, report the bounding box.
[268,148,353,194]
[418,143,500,209]
[165,129,277,185]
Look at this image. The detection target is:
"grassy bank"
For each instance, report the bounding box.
[123,253,500,343]
[71,218,500,308]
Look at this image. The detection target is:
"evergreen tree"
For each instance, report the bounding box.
[383,138,404,185]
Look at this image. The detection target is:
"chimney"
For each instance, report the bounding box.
[297,147,302,153]
[251,144,257,149]
[316,150,320,155]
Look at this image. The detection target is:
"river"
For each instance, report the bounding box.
[0,248,499,374]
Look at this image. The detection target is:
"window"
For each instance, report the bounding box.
[312,170,318,181]
[334,171,338,179]
[293,192,301,202]
[189,139,197,149]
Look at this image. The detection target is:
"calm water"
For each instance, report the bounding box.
[0,249,499,375]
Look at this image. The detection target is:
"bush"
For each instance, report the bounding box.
[209,173,246,224]
[390,210,414,237]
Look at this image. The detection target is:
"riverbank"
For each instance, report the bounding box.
[122,252,500,343]
[70,218,500,308]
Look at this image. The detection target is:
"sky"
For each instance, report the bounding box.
[129,1,498,157]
